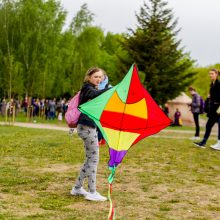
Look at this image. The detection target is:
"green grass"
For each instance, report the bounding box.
[0,125,220,219]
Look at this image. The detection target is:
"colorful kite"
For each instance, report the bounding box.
[79,64,171,219]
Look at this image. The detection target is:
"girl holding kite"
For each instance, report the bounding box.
[70,67,109,201]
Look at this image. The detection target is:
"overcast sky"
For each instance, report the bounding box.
[60,0,220,67]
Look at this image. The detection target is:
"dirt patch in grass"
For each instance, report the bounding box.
[0,191,46,217]
[0,192,10,200]
[17,162,80,176]
[37,163,79,173]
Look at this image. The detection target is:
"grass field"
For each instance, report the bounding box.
[0,125,220,220]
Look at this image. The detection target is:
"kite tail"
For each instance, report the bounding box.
[108,166,116,220]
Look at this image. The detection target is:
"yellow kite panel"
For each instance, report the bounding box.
[103,127,140,151]
[105,91,147,119]
[125,98,148,119]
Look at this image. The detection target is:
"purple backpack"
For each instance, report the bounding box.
[65,92,81,128]
[199,96,205,114]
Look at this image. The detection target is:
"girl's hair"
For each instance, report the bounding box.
[84,67,106,82]
[210,68,219,76]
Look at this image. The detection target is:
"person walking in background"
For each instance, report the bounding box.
[188,86,202,140]
[194,69,220,148]
[70,67,110,201]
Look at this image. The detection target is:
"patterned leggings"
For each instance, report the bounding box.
[74,124,99,193]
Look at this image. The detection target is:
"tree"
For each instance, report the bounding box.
[0,2,139,99]
[99,32,127,85]
[0,0,67,98]
[0,0,24,98]
[67,4,105,93]
[121,0,195,105]
[16,0,66,98]
[70,3,94,36]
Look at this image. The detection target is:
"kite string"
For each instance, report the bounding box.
[108,183,115,220]
[108,166,116,220]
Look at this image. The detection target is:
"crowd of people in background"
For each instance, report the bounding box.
[0,97,69,122]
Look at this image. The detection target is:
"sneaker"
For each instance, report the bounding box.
[210,141,220,150]
[190,136,200,140]
[193,141,206,148]
[85,191,107,201]
[70,187,88,196]
[210,145,220,150]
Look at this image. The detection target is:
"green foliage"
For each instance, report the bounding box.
[120,0,195,105]
[0,0,67,98]
[0,1,125,98]
[99,32,126,85]
[67,6,125,92]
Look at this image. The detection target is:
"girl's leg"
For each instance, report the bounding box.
[75,125,99,192]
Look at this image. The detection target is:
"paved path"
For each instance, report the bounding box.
[0,121,69,132]
[0,121,218,139]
